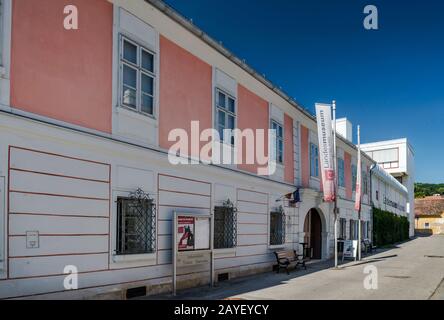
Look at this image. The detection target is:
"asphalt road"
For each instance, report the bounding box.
[149,235,444,300]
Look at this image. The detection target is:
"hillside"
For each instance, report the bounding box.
[415,183,444,198]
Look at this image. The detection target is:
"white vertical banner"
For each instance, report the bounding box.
[315,103,336,202]
[355,126,362,211]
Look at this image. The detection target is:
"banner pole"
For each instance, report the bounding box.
[332,100,338,268]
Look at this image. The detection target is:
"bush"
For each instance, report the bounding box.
[373,207,409,247]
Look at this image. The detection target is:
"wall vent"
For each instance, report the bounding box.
[218,273,229,282]
[126,286,147,299]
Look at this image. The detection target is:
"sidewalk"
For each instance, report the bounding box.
[144,236,444,300]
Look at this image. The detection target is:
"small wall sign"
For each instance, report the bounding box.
[26,231,40,249]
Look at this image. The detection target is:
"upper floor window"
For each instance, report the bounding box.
[338,157,345,188]
[120,36,155,116]
[351,164,357,191]
[362,170,369,195]
[215,89,236,145]
[271,120,283,164]
[310,143,319,178]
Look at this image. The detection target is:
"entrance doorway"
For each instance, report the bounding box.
[303,208,322,259]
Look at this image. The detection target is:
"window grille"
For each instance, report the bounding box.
[270,206,286,245]
[214,199,237,249]
[116,188,156,255]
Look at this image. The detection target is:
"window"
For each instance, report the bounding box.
[351,164,357,191]
[339,218,347,239]
[425,222,430,228]
[215,89,236,145]
[361,221,368,239]
[120,36,156,116]
[350,219,358,240]
[310,143,319,178]
[271,120,284,164]
[362,171,369,195]
[116,189,156,255]
[368,148,399,168]
[214,200,237,249]
[376,190,379,201]
[270,207,285,245]
[338,158,345,188]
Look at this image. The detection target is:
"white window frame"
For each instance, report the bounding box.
[338,157,345,188]
[362,170,369,195]
[271,119,284,165]
[310,143,319,178]
[119,35,156,117]
[215,88,237,145]
[351,164,357,192]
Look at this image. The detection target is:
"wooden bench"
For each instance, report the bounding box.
[362,239,373,254]
[274,250,307,274]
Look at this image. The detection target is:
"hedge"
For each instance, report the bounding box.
[373,207,410,247]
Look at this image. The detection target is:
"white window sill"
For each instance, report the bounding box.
[310,176,320,181]
[112,252,156,263]
[116,105,157,123]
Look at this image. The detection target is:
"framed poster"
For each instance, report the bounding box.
[194,216,210,250]
[177,216,195,251]
[342,240,358,261]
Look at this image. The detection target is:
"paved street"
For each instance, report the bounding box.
[149,235,444,300]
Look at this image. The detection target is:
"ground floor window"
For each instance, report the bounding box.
[270,207,286,245]
[116,188,156,255]
[214,199,237,249]
[350,219,359,240]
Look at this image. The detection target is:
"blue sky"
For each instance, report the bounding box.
[165,0,444,183]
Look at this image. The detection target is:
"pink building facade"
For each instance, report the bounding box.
[0,0,396,299]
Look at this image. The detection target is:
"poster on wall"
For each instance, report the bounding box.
[194,217,210,250]
[342,240,358,261]
[177,216,195,251]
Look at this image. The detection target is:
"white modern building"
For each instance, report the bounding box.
[362,139,415,236]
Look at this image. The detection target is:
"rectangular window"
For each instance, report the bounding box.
[271,120,284,164]
[116,196,156,255]
[214,205,237,249]
[338,158,345,188]
[270,209,285,245]
[350,219,359,240]
[120,36,156,116]
[215,89,236,145]
[352,164,357,191]
[362,170,369,195]
[339,218,347,239]
[310,143,319,178]
[424,222,430,228]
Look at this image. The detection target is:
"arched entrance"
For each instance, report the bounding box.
[303,208,323,259]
